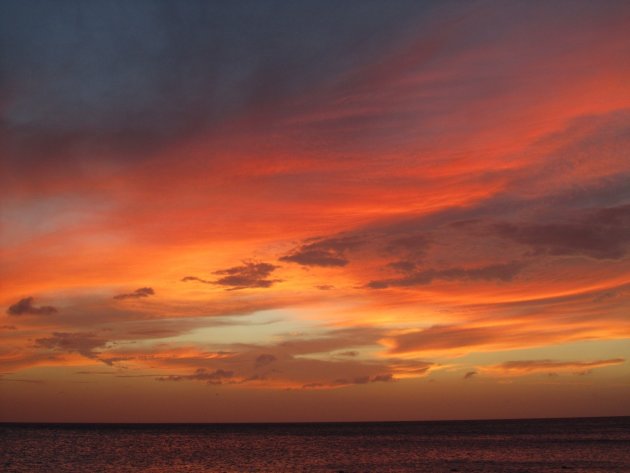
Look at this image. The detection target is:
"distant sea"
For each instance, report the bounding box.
[2,417,629,472]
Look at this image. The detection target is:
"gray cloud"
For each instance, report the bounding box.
[254,354,277,369]
[303,372,394,389]
[494,204,630,260]
[182,262,280,290]
[337,351,359,357]
[7,297,57,316]
[181,276,212,284]
[35,332,108,359]
[156,368,234,385]
[113,287,155,300]
[213,262,280,290]
[368,261,524,289]
[464,371,477,380]
[280,236,363,267]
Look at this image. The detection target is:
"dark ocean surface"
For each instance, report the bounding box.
[1,417,629,472]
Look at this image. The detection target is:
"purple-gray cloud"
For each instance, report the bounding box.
[113,287,155,300]
[7,297,57,316]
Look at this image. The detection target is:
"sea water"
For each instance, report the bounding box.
[2,417,629,472]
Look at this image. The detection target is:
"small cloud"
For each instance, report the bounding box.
[464,371,477,380]
[302,373,394,389]
[113,287,155,300]
[280,236,362,267]
[315,284,335,290]
[181,276,212,284]
[156,368,234,385]
[212,261,280,290]
[7,297,57,316]
[255,354,277,368]
[371,373,394,383]
[1,325,17,330]
[337,351,359,357]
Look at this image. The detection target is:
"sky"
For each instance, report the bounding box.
[1,0,629,423]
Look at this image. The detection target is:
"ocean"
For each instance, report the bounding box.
[1,417,629,472]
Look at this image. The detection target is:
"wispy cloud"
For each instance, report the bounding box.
[113,287,155,300]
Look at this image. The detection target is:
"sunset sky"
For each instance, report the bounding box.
[1,0,629,422]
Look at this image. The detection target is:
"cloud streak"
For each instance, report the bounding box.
[484,358,625,375]
[113,287,155,300]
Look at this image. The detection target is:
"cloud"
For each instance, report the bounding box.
[390,325,501,353]
[181,276,212,284]
[182,262,280,290]
[212,262,280,290]
[368,261,524,288]
[6,297,57,316]
[156,368,235,385]
[384,324,593,355]
[113,287,155,300]
[493,204,630,260]
[385,234,432,257]
[255,354,277,368]
[487,358,625,375]
[464,371,477,380]
[35,332,109,360]
[275,326,383,355]
[302,373,394,389]
[280,236,362,267]
[337,351,359,357]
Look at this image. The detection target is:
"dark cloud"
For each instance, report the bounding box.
[255,354,277,369]
[213,262,280,290]
[6,297,57,316]
[371,373,394,383]
[35,332,108,359]
[156,368,234,385]
[464,371,477,380]
[182,262,280,290]
[337,351,359,357]
[315,284,335,290]
[385,233,432,257]
[181,261,281,290]
[303,373,394,389]
[0,0,435,171]
[113,287,155,300]
[280,236,362,267]
[493,204,630,260]
[181,276,212,284]
[368,261,524,289]
[387,260,417,273]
